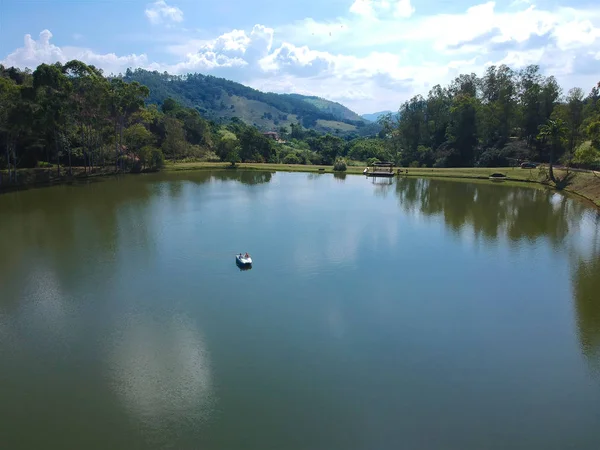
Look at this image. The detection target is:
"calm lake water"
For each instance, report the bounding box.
[1,170,600,449]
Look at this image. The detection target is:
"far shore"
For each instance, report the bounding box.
[2,163,599,208]
[165,162,600,208]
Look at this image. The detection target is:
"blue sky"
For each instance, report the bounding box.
[2,0,600,113]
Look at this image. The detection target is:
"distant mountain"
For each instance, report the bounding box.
[286,94,365,122]
[361,110,393,122]
[122,69,379,136]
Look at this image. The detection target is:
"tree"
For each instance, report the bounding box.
[63,60,109,173]
[0,77,21,182]
[216,130,239,161]
[538,118,568,183]
[239,128,275,162]
[573,141,600,168]
[124,123,155,160]
[290,122,304,140]
[565,87,585,152]
[518,65,544,147]
[33,62,72,175]
[479,65,516,148]
[309,134,344,164]
[109,79,149,170]
[446,94,479,166]
[161,117,188,160]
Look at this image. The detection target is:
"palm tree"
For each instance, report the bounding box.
[538,118,568,183]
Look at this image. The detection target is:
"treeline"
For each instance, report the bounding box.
[378,64,600,172]
[3,61,599,185]
[0,60,206,181]
[0,60,378,181]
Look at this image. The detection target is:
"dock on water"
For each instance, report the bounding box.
[364,162,395,177]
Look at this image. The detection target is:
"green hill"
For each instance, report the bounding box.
[286,94,365,122]
[121,69,377,136]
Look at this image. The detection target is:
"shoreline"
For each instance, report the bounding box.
[165,162,600,208]
[2,163,599,208]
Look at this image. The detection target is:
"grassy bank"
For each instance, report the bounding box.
[3,162,599,208]
[165,162,600,207]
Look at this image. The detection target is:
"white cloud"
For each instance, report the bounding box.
[349,0,415,19]
[2,1,600,114]
[145,0,184,25]
[394,0,416,18]
[350,0,374,17]
[1,30,156,75]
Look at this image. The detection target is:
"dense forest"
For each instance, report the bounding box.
[378,65,600,175]
[1,61,600,189]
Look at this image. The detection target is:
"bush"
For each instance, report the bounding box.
[333,158,347,172]
[367,157,380,166]
[283,153,301,164]
[409,160,420,168]
[573,141,600,169]
[433,156,449,168]
[476,148,509,167]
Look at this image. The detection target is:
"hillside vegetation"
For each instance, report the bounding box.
[121,69,377,136]
[2,61,599,198]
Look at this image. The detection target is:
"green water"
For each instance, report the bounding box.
[1,171,599,449]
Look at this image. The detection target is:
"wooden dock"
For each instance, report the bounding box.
[364,162,395,177]
[365,171,395,178]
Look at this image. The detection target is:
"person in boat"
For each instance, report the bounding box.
[245,253,249,258]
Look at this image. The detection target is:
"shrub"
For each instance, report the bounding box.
[573,141,600,169]
[333,158,347,172]
[433,156,449,168]
[476,148,509,167]
[283,153,301,164]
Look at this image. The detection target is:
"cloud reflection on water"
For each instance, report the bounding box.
[106,313,214,432]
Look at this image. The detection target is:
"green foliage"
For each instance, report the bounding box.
[333,158,347,172]
[227,147,241,166]
[124,123,154,152]
[122,69,371,134]
[573,141,600,168]
[587,121,600,149]
[282,153,301,164]
[347,138,389,161]
[309,134,345,164]
[150,147,165,169]
[476,148,509,168]
[3,61,600,183]
[239,127,275,162]
[376,64,600,172]
[161,117,188,160]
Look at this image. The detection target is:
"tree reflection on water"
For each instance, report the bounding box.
[394,176,600,374]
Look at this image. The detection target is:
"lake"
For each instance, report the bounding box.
[1,170,599,449]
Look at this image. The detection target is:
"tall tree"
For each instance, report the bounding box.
[109,79,149,170]
[538,118,568,182]
[33,62,72,175]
